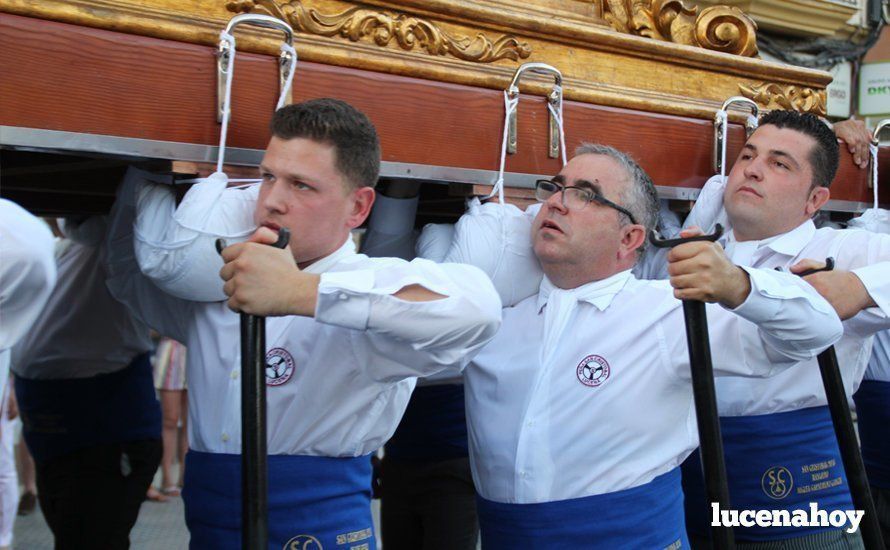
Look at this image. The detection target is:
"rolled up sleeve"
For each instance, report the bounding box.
[315,258,502,383]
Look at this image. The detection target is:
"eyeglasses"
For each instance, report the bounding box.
[534,179,638,225]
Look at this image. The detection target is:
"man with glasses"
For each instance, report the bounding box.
[456,143,844,548]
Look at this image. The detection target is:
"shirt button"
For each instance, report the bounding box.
[526,420,535,428]
[338,293,349,301]
[519,470,529,478]
[221,432,230,442]
[231,370,239,380]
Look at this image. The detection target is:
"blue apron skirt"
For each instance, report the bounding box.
[183,451,375,550]
[853,380,890,489]
[14,352,161,465]
[476,467,688,549]
[682,406,853,541]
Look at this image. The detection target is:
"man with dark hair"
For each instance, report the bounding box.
[679,110,890,549]
[755,110,840,189]
[445,144,842,547]
[105,98,502,549]
[268,98,381,190]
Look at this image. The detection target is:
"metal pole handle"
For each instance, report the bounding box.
[649,224,724,249]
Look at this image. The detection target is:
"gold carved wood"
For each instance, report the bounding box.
[738,82,828,116]
[227,0,532,63]
[600,0,758,57]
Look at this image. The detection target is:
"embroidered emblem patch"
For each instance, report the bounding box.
[265,347,295,387]
[762,466,794,500]
[284,534,323,550]
[576,355,611,387]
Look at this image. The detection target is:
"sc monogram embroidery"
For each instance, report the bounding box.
[284,534,322,550]
[266,347,295,386]
[576,355,611,387]
[762,466,794,499]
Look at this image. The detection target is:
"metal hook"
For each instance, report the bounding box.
[870,119,889,191]
[712,96,759,175]
[505,63,564,159]
[217,14,295,123]
[873,119,890,144]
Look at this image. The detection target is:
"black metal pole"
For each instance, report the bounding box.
[817,347,885,549]
[242,313,268,549]
[794,259,884,549]
[683,300,735,549]
[217,229,290,550]
[650,225,735,550]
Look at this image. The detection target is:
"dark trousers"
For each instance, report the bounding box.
[380,456,478,550]
[875,485,890,550]
[36,439,162,550]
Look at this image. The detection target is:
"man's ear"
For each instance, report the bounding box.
[347,186,376,229]
[619,224,646,262]
[805,185,830,217]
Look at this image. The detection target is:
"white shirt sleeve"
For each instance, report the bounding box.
[663,266,843,380]
[0,200,56,395]
[133,172,258,302]
[444,198,543,307]
[315,258,502,383]
[0,199,57,351]
[104,169,196,343]
[826,229,890,337]
[723,266,843,365]
[683,174,731,233]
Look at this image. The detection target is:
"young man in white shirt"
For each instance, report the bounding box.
[106,98,502,549]
[677,110,890,548]
[453,143,843,548]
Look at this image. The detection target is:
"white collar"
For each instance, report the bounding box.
[725,219,816,259]
[302,237,356,275]
[537,269,633,313]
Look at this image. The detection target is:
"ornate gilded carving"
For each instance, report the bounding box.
[226,0,532,63]
[738,82,827,116]
[600,0,757,57]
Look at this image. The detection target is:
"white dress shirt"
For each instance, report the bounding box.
[465,268,842,504]
[12,217,153,380]
[105,176,502,457]
[713,221,890,415]
[0,200,56,390]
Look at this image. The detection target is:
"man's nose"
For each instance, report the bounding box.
[743,157,764,181]
[261,180,288,213]
[545,189,568,213]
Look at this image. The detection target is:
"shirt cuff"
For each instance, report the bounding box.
[722,266,783,322]
[314,270,376,331]
[852,262,890,316]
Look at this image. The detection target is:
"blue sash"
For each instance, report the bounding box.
[477,468,688,549]
[183,451,375,550]
[682,406,853,541]
[14,353,160,465]
[385,384,468,462]
[853,380,890,489]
